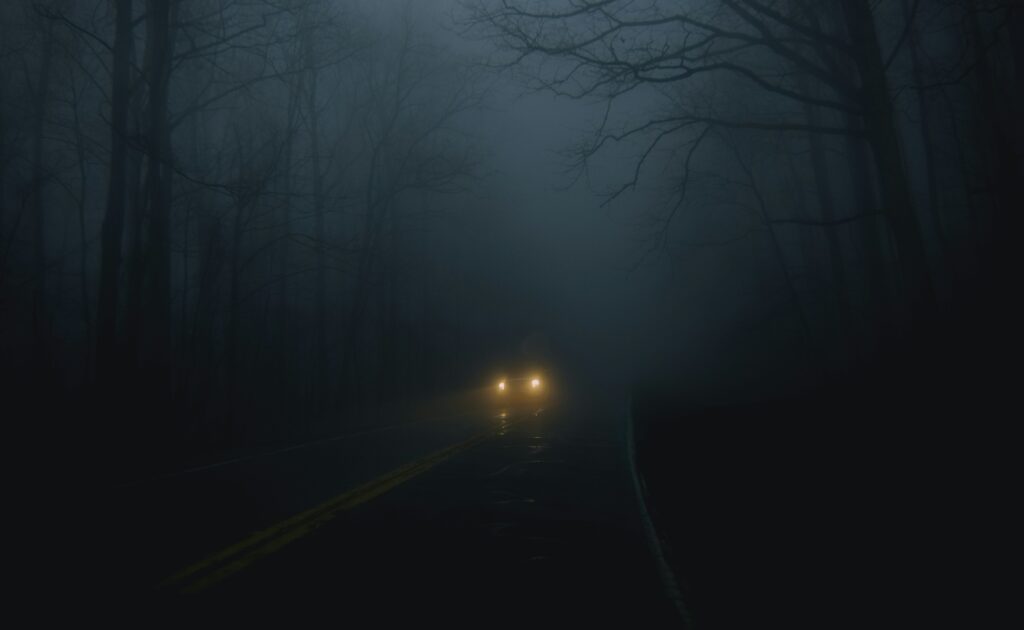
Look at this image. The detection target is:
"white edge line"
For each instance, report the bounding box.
[626,392,694,629]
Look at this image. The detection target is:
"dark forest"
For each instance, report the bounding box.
[1,0,1017,625]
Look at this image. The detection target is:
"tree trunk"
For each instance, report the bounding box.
[966,6,1018,293]
[843,0,936,332]
[800,84,851,359]
[731,143,819,375]
[191,213,223,433]
[70,72,93,383]
[303,26,328,418]
[96,0,133,386]
[224,191,248,444]
[342,166,389,413]
[905,0,949,267]
[29,14,55,377]
[1011,4,1024,254]
[844,119,893,362]
[140,0,174,396]
[0,77,7,287]
[1013,6,1024,142]
[276,74,300,423]
[122,157,145,359]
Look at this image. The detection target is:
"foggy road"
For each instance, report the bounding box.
[104,384,682,626]
[6,0,1009,625]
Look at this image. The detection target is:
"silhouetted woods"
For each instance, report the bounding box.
[0,1,483,459]
[0,0,1019,465]
[469,0,1020,383]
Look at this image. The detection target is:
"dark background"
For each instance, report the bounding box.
[1,1,1016,623]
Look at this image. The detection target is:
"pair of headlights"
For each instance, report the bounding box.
[497,378,541,392]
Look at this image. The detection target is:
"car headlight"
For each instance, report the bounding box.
[531,378,541,389]
[498,380,506,392]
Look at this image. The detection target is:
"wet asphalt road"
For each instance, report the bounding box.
[103,386,682,626]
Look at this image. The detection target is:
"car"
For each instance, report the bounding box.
[496,374,543,394]
[493,373,549,409]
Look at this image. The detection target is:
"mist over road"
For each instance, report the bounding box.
[3,1,1013,624]
[104,380,681,626]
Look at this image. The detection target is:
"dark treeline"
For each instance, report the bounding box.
[467,0,1021,396]
[0,0,1019,470]
[0,1,488,462]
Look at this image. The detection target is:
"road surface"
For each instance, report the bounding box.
[100,384,683,626]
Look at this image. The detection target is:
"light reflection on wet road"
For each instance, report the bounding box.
[110,387,682,626]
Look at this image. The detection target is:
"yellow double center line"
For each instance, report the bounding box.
[160,430,493,594]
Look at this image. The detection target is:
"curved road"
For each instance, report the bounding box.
[101,383,682,625]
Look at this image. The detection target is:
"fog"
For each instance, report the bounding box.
[1,0,1016,621]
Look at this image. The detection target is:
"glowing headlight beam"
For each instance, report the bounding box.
[531,378,541,389]
[498,381,506,392]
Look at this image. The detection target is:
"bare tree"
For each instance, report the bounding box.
[468,0,938,328]
[28,3,58,376]
[340,13,482,408]
[96,0,133,386]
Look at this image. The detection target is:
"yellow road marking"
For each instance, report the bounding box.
[159,430,493,593]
